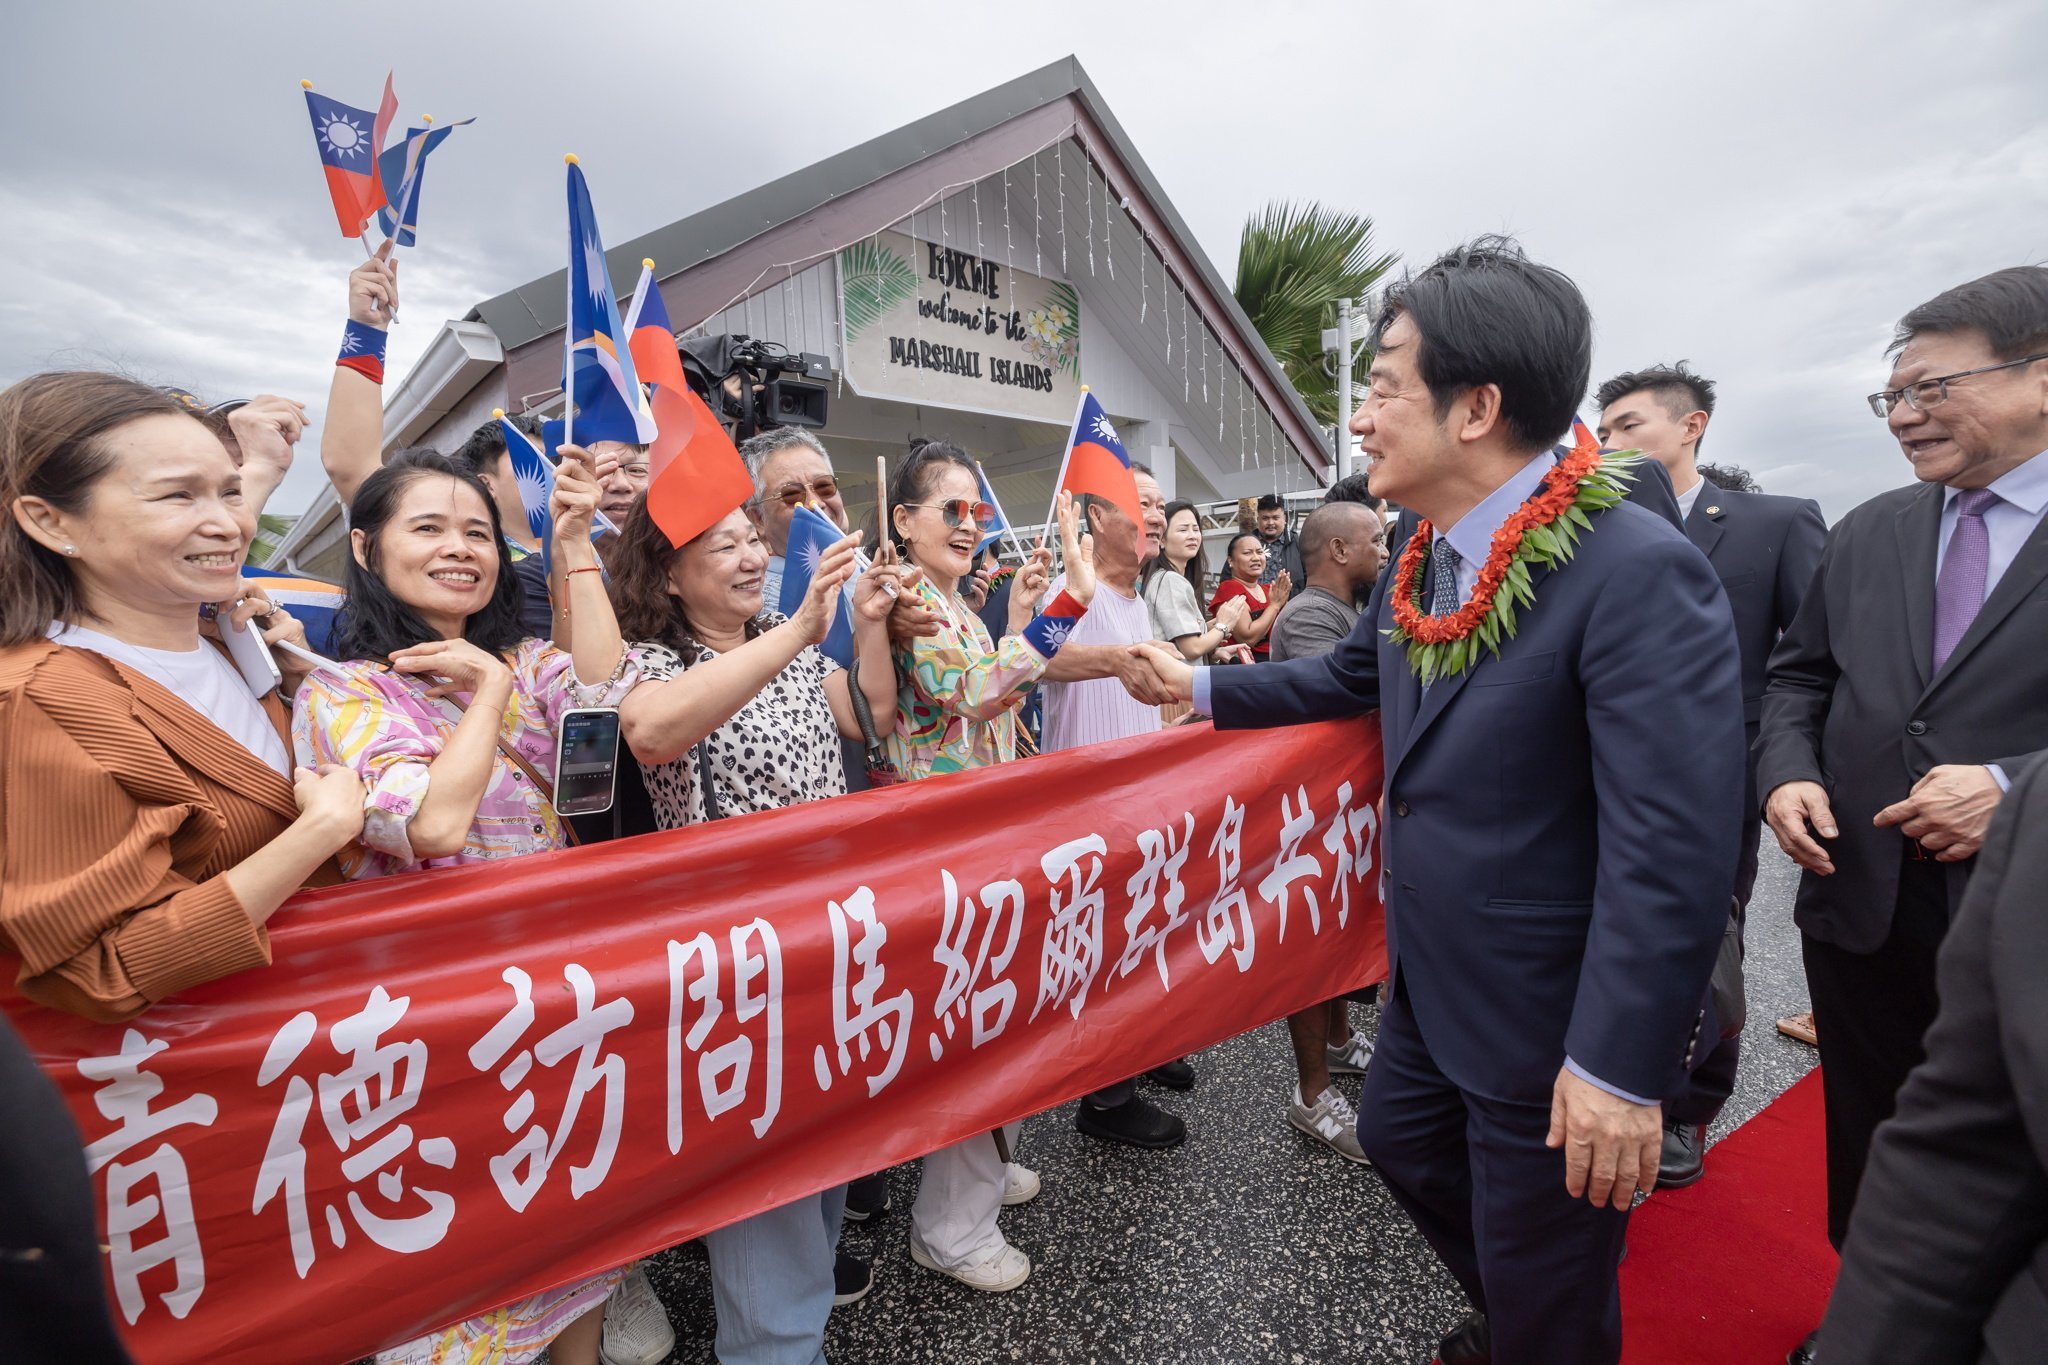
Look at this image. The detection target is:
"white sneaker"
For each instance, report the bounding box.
[1001,1162,1041,1207]
[1326,1029,1376,1075]
[1288,1085,1370,1165]
[908,1228,1032,1292]
[598,1266,675,1365]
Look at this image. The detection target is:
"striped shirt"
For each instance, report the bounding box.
[1038,574,1161,753]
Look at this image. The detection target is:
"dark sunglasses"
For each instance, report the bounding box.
[759,476,840,508]
[903,499,999,531]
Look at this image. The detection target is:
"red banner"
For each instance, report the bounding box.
[5,717,1385,1365]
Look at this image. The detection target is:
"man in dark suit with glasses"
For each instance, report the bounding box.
[1758,265,2048,1365]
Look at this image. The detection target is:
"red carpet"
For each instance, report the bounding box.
[1620,1070,1837,1363]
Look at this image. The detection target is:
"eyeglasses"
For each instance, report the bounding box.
[757,476,840,508]
[901,499,999,531]
[1867,352,2048,418]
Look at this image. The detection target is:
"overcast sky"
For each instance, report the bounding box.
[5,0,2044,518]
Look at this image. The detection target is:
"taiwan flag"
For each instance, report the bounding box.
[1568,415,1601,459]
[1048,389,1141,531]
[623,262,755,548]
[303,77,396,238]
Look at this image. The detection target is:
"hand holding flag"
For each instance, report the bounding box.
[549,445,607,559]
[498,410,616,578]
[788,528,865,649]
[779,503,859,664]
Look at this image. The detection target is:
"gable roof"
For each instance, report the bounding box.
[469,55,1330,475]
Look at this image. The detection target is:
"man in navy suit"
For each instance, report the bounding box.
[1130,239,1744,1364]
[1595,363,1827,1187]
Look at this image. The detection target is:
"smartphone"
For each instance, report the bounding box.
[553,708,622,816]
[220,615,283,696]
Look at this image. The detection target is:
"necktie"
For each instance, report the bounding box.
[1428,540,1464,617]
[1932,487,2000,672]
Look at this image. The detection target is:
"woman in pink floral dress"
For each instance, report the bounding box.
[293,447,663,1365]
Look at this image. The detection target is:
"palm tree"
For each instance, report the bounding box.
[1232,201,1398,425]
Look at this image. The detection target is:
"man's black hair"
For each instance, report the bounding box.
[1321,473,1383,509]
[334,449,531,661]
[1255,493,1285,512]
[1592,361,1718,454]
[1890,265,2048,361]
[1368,235,1591,452]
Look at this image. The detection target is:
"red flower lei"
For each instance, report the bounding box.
[1390,442,1604,647]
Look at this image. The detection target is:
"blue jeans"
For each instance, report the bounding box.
[703,1184,847,1365]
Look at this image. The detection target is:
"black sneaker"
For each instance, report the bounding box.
[842,1175,891,1223]
[1075,1093,1186,1149]
[1146,1057,1196,1090]
[832,1250,873,1306]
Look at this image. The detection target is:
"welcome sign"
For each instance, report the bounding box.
[838,228,1082,423]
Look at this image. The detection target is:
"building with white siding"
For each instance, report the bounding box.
[271,56,1333,581]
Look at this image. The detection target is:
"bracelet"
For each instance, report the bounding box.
[559,564,603,615]
[337,319,388,384]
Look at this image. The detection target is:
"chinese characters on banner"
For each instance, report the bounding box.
[6,718,1385,1365]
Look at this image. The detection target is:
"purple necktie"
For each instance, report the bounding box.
[1932,487,2000,671]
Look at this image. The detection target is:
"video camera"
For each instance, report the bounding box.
[678,334,832,441]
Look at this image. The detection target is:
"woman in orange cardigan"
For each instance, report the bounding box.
[0,372,364,1022]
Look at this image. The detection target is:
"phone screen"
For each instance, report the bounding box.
[554,708,622,816]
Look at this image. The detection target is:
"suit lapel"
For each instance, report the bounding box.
[1387,558,1559,780]
[1685,481,1726,558]
[1895,484,1944,693]
[1929,507,2048,689]
[118,663,299,823]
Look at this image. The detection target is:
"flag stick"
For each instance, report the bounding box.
[875,454,899,599]
[560,156,578,454]
[977,460,1032,563]
[1041,384,1090,542]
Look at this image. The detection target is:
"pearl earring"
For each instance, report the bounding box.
[63,545,78,557]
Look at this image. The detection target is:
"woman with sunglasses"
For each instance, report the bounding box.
[880,436,1096,1294]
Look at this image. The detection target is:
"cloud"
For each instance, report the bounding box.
[3,0,2044,523]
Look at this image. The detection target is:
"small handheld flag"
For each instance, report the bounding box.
[1044,388,1142,537]
[777,503,856,665]
[374,116,474,246]
[301,74,396,237]
[561,158,656,449]
[501,410,616,577]
[1568,415,1601,459]
[623,262,754,548]
[973,460,1027,559]
[240,566,345,656]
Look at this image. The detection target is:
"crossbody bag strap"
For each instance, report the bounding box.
[693,737,726,822]
[438,692,583,848]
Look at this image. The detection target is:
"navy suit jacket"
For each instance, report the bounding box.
[1210,496,1745,1105]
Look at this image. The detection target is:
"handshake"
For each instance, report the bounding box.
[1111,642,1199,707]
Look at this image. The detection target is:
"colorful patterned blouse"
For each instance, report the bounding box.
[887,576,1085,780]
[292,637,637,879]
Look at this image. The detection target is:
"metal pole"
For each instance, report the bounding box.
[1335,297,1355,481]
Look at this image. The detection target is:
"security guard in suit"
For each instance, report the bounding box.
[1596,363,1827,1187]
